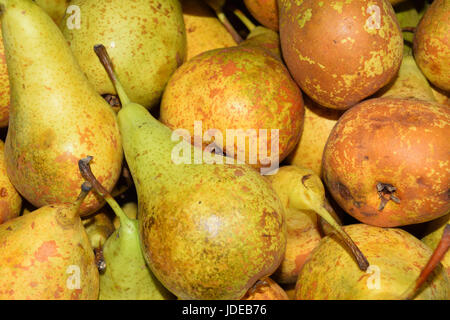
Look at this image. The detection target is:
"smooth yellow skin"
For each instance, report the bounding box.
[0,26,9,128]
[287,97,342,176]
[267,166,322,284]
[295,224,449,300]
[2,0,123,216]
[182,0,236,61]
[0,201,99,299]
[0,140,21,225]
[35,0,69,24]
[60,0,187,109]
[422,214,450,280]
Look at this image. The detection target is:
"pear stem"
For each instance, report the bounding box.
[73,182,93,212]
[233,9,256,32]
[93,44,131,106]
[215,11,243,43]
[78,156,131,224]
[314,205,370,271]
[401,224,450,300]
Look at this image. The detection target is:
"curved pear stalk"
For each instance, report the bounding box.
[268,166,369,271]
[79,156,173,300]
[233,8,256,31]
[402,224,450,300]
[203,0,243,43]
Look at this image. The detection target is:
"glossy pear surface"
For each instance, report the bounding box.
[244,0,279,31]
[1,0,123,215]
[61,0,187,108]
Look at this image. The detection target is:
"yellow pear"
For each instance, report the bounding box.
[0,139,21,224]
[182,0,236,61]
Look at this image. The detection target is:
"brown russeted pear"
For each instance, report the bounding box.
[0,183,99,300]
[1,0,123,216]
[295,224,449,300]
[60,0,187,109]
[159,20,304,173]
[241,278,289,300]
[244,0,279,31]
[278,0,403,110]
[94,44,286,300]
[413,0,450,92]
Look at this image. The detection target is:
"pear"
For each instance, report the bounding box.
[431,84,450,106]
[278,0,403,110]
[375,54,437,102]
[160,33,304,173]
[0,139,21,224]
[233,9,281,59]
[287,96,343,176]
[244,0,279,31]
[0,183,99,300]
[422,214,450,279]
[113,201,138,230]
[295,224,449,300]
[35,0,69,24]
[0,25,9,128]
[322,97,450,227]
[1,0,123,216]
[266,165,369,284]
[79,157,174,300]
[60,0,186,109]
[413,0,450,92]
[94,44,286,300]
[241,278,288,300]
[182,0,237,61]
[82,211,115,250]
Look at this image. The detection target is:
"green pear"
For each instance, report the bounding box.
[1,0,123,216]
[295,224,449,300]
[35,0,69,24]
[94,44,286,300]
[0,183,99,300]
[79,157,174,300]
[60,0,186,109]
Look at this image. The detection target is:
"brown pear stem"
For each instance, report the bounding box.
[79,156,131,224]
[402,27,416,33]
[402,224,450,300]
[74,182,92,210]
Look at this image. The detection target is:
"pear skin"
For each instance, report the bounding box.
[241,278,289,300]
[0,139,21,225]
[0,25,9,128]
[244,0,279,31]
[287,96,343,176]
[239,26,281,59]
[422,214,450,280]
[413,0,450,92]
[295,224,449,300]
[35,0,69,24]
[60,0,187,109]
[182,0,236,61]
[1,0,123,216]
[94,44,287,300]
[0,184,99,300]
[82,212,115,249]
[160,45,304,172]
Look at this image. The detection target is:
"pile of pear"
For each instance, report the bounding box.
[0,0,448,301]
